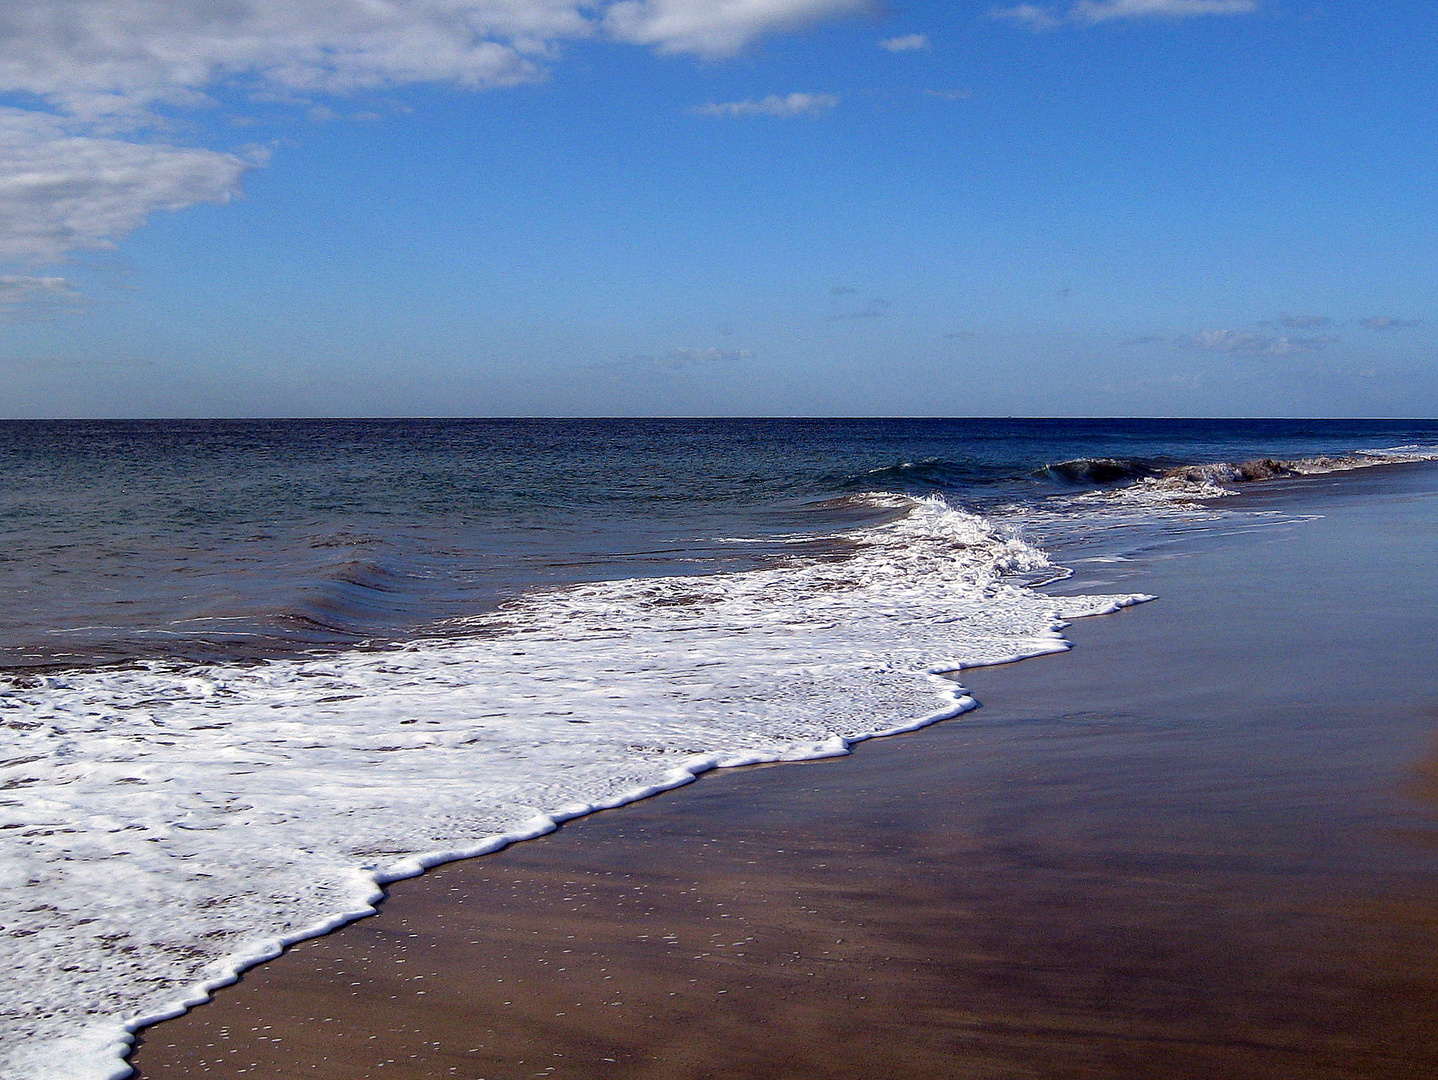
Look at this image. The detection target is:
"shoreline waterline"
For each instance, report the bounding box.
[6,421,1438,1080]
[102,596,1144,1079]
[129,458,1438,1079]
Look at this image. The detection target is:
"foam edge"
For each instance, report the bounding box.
[105,593,1155,1078]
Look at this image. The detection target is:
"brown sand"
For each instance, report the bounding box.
[132,464,1438,1080]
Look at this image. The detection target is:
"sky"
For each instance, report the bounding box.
[0,0,1434,418]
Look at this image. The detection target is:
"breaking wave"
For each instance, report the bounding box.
[0,494,1148,1080]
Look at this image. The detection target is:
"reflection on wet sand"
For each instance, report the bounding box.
[133,465,1438,1080]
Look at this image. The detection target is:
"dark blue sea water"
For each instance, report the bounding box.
[3,416,1438,1080]
[4,417,1435,672]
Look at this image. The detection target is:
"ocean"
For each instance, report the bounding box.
[3,417,1437,1080]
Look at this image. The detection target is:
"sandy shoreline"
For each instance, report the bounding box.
[131,462,1438,1079]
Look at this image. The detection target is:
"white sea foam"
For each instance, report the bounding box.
[1144,445,1438,500]
[0,496,1149,1080]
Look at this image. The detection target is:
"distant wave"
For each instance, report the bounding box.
[1071,447,1438,509]
[845,449,1428,502]
[1038,457,1160,486]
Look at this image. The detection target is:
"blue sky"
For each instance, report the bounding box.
[0,0,1434,417]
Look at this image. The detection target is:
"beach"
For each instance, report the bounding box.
[4,0,1437,1062]
[4,0,1435,1067]
[128,460,1438,1079]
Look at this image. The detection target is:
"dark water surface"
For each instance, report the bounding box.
[5,417,1436,670]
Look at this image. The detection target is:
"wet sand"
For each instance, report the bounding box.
[132,463,1438,1080]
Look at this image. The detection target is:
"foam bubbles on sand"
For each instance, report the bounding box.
[0,496,1148,1080]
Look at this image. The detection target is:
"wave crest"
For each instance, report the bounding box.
[1040,457,1158,486]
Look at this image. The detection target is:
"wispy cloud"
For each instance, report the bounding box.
[692,93,840,118]
[0,273,83,321]
[993,0,1256,30]
[880,33,930,51]
[1279,312,1333,329]
[1073,0,1257,22]
[925,88,974,101]
[1188,327,1338,356]
[605,0,871,58]
[827,297,891,320]
[992,4,1064,29]
[307,105,401,124]
[1360,316,1421,330]
[0,275,78,305]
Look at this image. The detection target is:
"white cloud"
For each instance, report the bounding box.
[880,33,929,51]
[993,0,1255,30]
[0,0,869,279]
[0,0,872,122]
[692,92,839,117]
[0,109,252,265]
[1361,316,1421,330]
[1072,0,1256,22]
[605,0,870,57]
[0,1,582,122]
